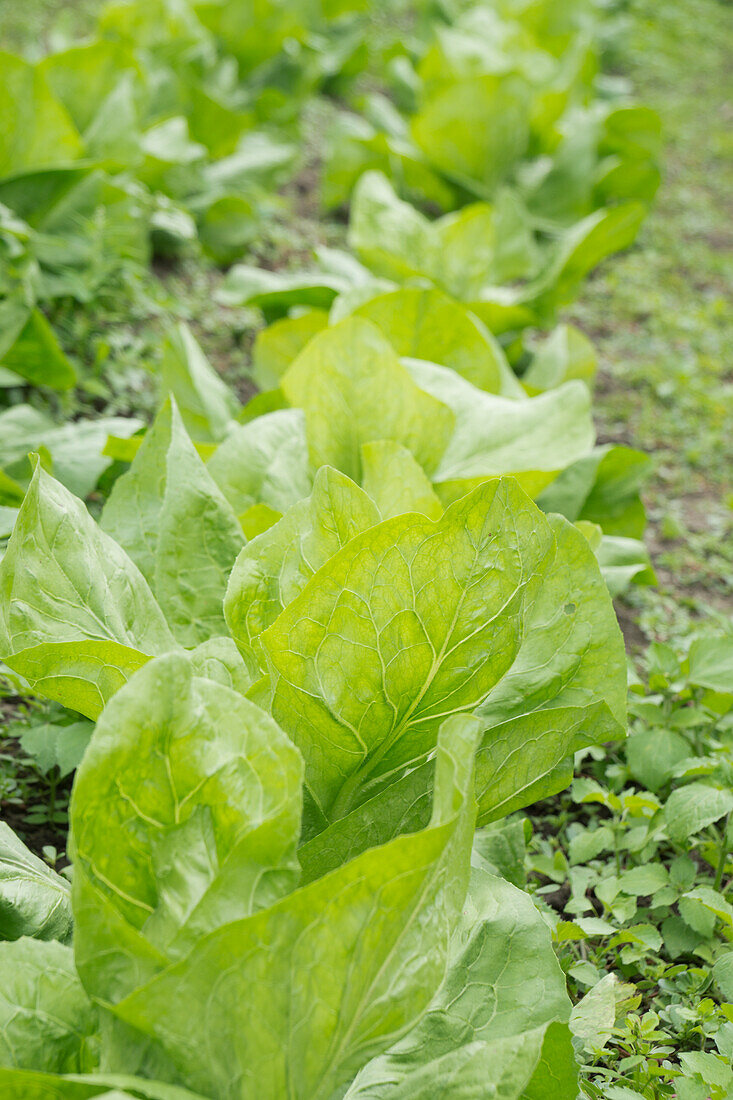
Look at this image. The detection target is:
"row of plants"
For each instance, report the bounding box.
[2,1,719,1098]
[0,371,628,1098]
[1,0,659,470]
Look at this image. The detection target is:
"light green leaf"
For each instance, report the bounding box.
[523,324,597,393]
[0,823,71,943]
[713,951,733,1000]
[0,938,97,1072]
[360,440,443,520]
[570,974,617,1050]
[568,826,614,866]
[680,887,733,929]
[225,465,379,658]
[350,288,508,393]
[207,409,313,517]
[101,400,244,646]
[348,171,435,285]
[185,636,258,696]
[532,203,648,315]
[217,264,350,314]
[596,535,655,596]
[411,74,531,195]
[406,359,594,502]
[618,864,669,897]
[348,172,538,302]
[434,191,539,294]
[252,309,329,390]
[5,640,151,720]
[0,53,82,175]
[238,502,282,539]
[345,869,574,1099]
[679,1051,733,1092]
[474,515,626,823]
[72,651,304,1002]
[159,324,240,444]
[281,317,454,482]
[94,716,480,1100]
[665,783,733,843]
[260,478,554,826]
[39,40,140,134]
[0,462,175,661]
[0,1069,207,1099]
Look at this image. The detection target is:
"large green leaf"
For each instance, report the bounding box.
[0,463,174,714]
[251,309,329,390]
[72,651,304,1003]
[0,461,174,657]
[537,444,651,538]
[159,324,240,444]
[347,171,437,284]
[280,317,454,482]
[406,359,594,502]
[349,288,509,393]
[4,641,151,721]
[206,409,313,518]
[664,784,733,843]
[306,518,623,861]
[411,74,531,195]
[39,41,141,135]
[225,465,380,658]
[101,400,244,646]
[360,441,443,520]
[348,173,538,301]
[0,824,72,943]
[90,715,480,1100]
[474,514,626,823]
[0,53,82,176]
[528,202,648,316]
[259,478,554,826]
[688,636,733,695]
[345,869,576,1099]
[0,938,97,1073]
[217,264,353,315]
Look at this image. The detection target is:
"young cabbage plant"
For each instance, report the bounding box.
[0,647,579,1100]
[225,473,626,849]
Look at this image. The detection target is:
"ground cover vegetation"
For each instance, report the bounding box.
[0,0,730,1097]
